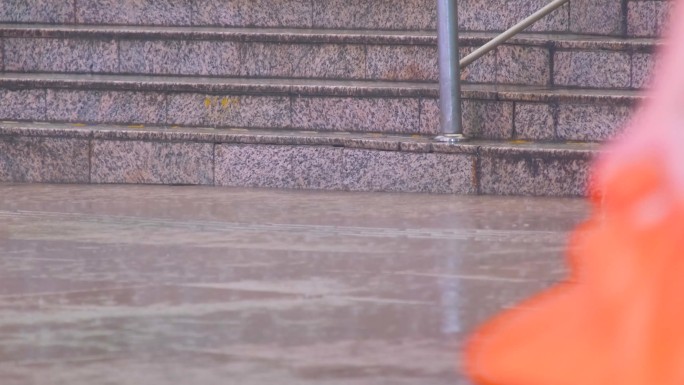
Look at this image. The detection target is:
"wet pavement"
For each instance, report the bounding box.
[0,183,589,385]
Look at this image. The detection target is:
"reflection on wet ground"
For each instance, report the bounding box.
[0,184,589,385]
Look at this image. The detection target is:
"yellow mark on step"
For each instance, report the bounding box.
[222,97,240,108]
[128,125,145,129]
[509,140,530,144]
[71,123,87,127]
[204,96,240,109]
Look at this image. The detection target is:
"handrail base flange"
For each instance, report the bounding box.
[434,134,468,143]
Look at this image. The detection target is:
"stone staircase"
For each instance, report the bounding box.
[0,0,670,195]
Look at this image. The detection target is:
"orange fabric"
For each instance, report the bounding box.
[464,2,684,384]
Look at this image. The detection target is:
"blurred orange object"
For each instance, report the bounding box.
[464,2,684,385]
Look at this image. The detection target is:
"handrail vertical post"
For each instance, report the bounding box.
[435,0,466,143]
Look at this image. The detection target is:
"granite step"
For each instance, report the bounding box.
[0,0,670,37]
[0,73,641,141]
[0,24,660,87]
[0,121,598,196]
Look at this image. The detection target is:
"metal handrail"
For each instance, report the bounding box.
[435,0,571,143]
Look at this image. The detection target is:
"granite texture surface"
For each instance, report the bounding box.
[417,98,523,138]
[0,88,46,121]
[479,154,589,196]
[536,157,591,196]
[0,73,433,98]
[91,140,213,185]
[341,137,400,151]
[627,0,673,37]
[461,100,514,139]
[76,0,192,25]
[0,72,643,101]
[3,33,438,81]
[4,0,670,42]
[554,50,632,89]
[241,43,312,78]
[342,149,477,194]
[292,97,420,133]
[240,43,366,79]
[90,126,216,143]
[0,136,89,183]
[46,90,166,125]
[236,0,312,27]
[514,103,556,141]
[569,0,623,35]
[1,25,660,51]
[419,98,440,135]
[119,40,241,76]
[194,0,312,27]
[552,37,658,51]
[556,104,632,141]
[631,52,656,89]
[416,89,632,143]
[215,144,345,190]
[215,144,305,189]
[0,122,599,196]
[459,46,497,83]
[0,123,93,139]
[214,130,341,147]
[493,86,640,105]
[431,142,481,155]
[366,45,438,82]
[290,44,367,79]
[0,28,659,87]
[496,45,550,86]
[166,94,291,128]
[0,0,74,23]
[190,0,240,27]
[458,0,569,32]
[0,78,640,139]
[0,24,437,45]
[479,155,537,195]
[399,140,433,153]
[4,38,118,73]
[1,0,607,34]
[313,0,437,30]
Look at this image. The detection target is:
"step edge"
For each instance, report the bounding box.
[0,121,599,158]
[0,73,645,103]
[0,24,662,51]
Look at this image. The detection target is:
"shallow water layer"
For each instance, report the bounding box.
[0,184,588,385]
